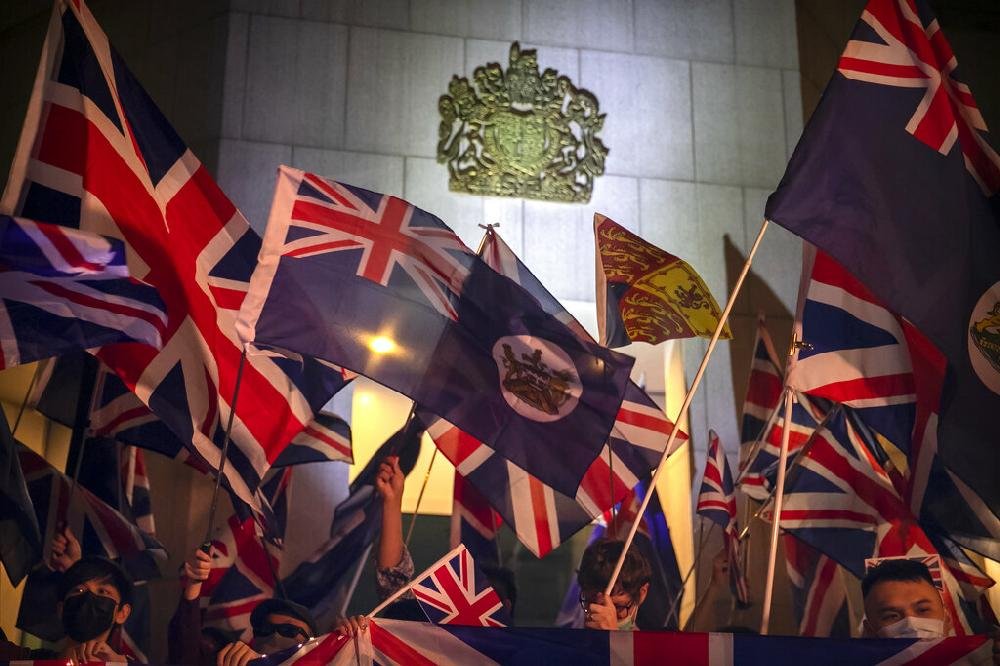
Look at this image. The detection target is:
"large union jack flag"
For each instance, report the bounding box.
[783,534,851,638]
[1,0,347,511]
[0,215,166,368]
[409,544,510,628]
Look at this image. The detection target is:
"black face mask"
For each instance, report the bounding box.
[62,590,118,642]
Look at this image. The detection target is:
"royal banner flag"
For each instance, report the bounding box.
[238,167,634,497]
[595,214,730,348]
[764,0,1000,520]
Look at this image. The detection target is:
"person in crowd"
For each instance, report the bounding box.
[214,599,317,666]
[577,539,651,631]
[860,559,951,638]
[1,555,133,661]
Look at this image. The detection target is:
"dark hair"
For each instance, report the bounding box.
[577,539,651,598]
[250,598,318,637]
[57,556,133,605]
[481,564,517,614]
[861,559,936,599]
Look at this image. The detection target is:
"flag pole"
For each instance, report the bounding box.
[759,385,794,634]
[203,346,249,545]
[665,519,716,627]
[603,218,771,598]
[404,445,437,548]
[11,363,41,437]
[734,397,784,485]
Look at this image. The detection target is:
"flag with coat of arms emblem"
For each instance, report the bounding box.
[765,0,1000,523]
[1,0,348,513]
[237,166,635,498]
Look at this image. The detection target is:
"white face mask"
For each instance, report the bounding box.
[876,616,946,639]
[617,606,639,631]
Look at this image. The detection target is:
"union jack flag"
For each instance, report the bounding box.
[697,431,737,532]
[201,512,279,641]
[783,534,851,638]
[738,314,783,472]
[789,247,1000,560]
[121,445,155,536]
[410,544,511,627]
[450,472,501,567]
[836,0,1000,194]
[697,431,749,606]
[259,619,995,666]
[1,0,347,512]
[273,410,353,468]
[777,407,994,635]
[423,413,591,559]
[0,215,165,369]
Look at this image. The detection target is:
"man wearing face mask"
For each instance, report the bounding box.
[214,598,317,665]
[56,556,133,661]
[577,539,651,631]
[861,559,952,639]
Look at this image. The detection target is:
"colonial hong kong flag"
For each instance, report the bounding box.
[238,167,634,498]
[258,619,993,666]
[765,0,1000,521]
[409,544,511,628]
[0,215,166,369]
[1,0,347,512]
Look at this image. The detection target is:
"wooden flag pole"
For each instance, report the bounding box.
[759,386,794,634]
[603,218,771,598]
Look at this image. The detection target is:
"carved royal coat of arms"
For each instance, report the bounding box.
[437,43,608,204]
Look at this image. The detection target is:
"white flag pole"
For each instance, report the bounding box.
[603,218,771,598]
[759,385,794,634]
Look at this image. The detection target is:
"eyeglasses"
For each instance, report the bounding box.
[256,621,310,640]
[578,592,636,616]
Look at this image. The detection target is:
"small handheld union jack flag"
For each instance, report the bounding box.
[410,544,511,627]
[697,431,750,606]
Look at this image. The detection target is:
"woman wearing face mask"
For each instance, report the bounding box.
[56,556,133,662]
[577,539,651,631]
[860,559,952,639]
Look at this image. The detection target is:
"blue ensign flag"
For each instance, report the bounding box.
[765,0,1000,519]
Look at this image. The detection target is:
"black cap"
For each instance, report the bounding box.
[249,598,317,637]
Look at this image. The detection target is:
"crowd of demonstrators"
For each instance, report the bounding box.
[5,455,996,664]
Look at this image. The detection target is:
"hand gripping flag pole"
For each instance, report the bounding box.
[603,219,771,600]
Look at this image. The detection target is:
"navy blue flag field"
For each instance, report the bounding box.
[0,215,166,369]
[764,0,1000,518]
[238,167,635,497]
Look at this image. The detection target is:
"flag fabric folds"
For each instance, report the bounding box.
[282,420,423,624]
[409,544,511,627]
[238,167,634,498]
[696,431,749,606]
[0,215,166,369]
[450,473,501,568]
[764,0,1000,521]
[737,315,783,474]
[1,0,347,511]
[782,534,851,638]
[273,410,353,468]
[257,619,992,666]
[788,247,1000,560]
[594,213,730,347]
[777,408,994,634]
